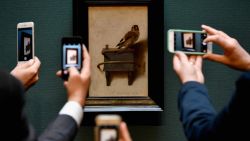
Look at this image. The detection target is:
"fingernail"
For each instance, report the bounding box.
[202,42,207,45]
[82,44,86,48]
[29,59,34,63]
[121,122,127,128]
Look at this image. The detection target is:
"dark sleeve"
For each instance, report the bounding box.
[0,70,37,141]
[179,72,250,141]
[215,72,250,140]
[38,115,78,141]
[178,81,216,141]
[206,72,250,140]
[0,70,78,141]
[228,72,250,116]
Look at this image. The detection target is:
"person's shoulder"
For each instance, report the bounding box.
[0,69,22,86]
[239,72,250,80]
[236,72,250,86]
[0,69,9,77]
[0,69,24,98]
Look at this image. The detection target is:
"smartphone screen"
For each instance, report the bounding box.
[168,29,212,54]
[61,37,83,79]
[18,27,33,61]
[95,114,121,141]
[175,31,207,53]
[62,43,82,70]
[99,126,119,141]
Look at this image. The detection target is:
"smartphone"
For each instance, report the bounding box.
[61,36,83,80]
[95,114,122,141]
[168,29,212,55]
[17,22,34,63]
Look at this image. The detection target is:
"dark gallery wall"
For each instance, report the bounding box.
[0,0,250,141]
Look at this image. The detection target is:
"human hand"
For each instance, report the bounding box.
[56,46,91,107]
[10,56,41,90]
[119,122,132,141]
[173,52,204,84]
[202,24,250,71]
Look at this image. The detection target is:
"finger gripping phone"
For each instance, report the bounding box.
[61,36,83,80]
[17,22,34,63]
[168,29,212,55]
[95,114,122,141]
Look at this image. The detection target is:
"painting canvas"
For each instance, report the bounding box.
[73,0,164,114]
[88,6,148,97]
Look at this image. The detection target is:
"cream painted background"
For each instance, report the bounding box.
[88,6,148,97]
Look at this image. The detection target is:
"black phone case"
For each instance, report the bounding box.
[61,36,83,80]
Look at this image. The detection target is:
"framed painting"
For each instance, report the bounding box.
[73,0,164,121]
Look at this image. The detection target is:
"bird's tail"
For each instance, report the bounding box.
[116,43,123,49]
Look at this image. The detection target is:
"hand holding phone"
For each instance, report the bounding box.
[17,22,34,63]
[95,114,121,141]
[61,36,83,80]
[11,57,41,90]
[168,29,212,55]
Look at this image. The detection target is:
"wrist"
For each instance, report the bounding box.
[68,96,85,107]
[59,101,83,127]
[182,78,204,84]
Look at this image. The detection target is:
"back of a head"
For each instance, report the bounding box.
[0,70,30,140]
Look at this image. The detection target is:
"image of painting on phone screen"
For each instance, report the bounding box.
[66,48,78,65]
[100,128,118,141]
[18,28,32,61]
[24,37,31,55]
[183,32,194,49]
[173,31,208,53]
[63,43,81,70]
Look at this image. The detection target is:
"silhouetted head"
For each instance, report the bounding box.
[0,70,36,140]
[131,25,139,31]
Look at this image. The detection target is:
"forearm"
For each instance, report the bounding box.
[201,72,250,141]
[38,101,84,141]
[59,101,84,127]
[38,115,78,141]
[178,81,216,141]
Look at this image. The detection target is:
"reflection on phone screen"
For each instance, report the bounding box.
[174,32,207,53]
[183,32,194,49]
[18,28,32,61]
[66,48,78,65]
[100,128,118,141]
[63,43,81,70]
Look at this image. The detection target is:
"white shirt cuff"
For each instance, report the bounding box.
[59,101,83,127]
